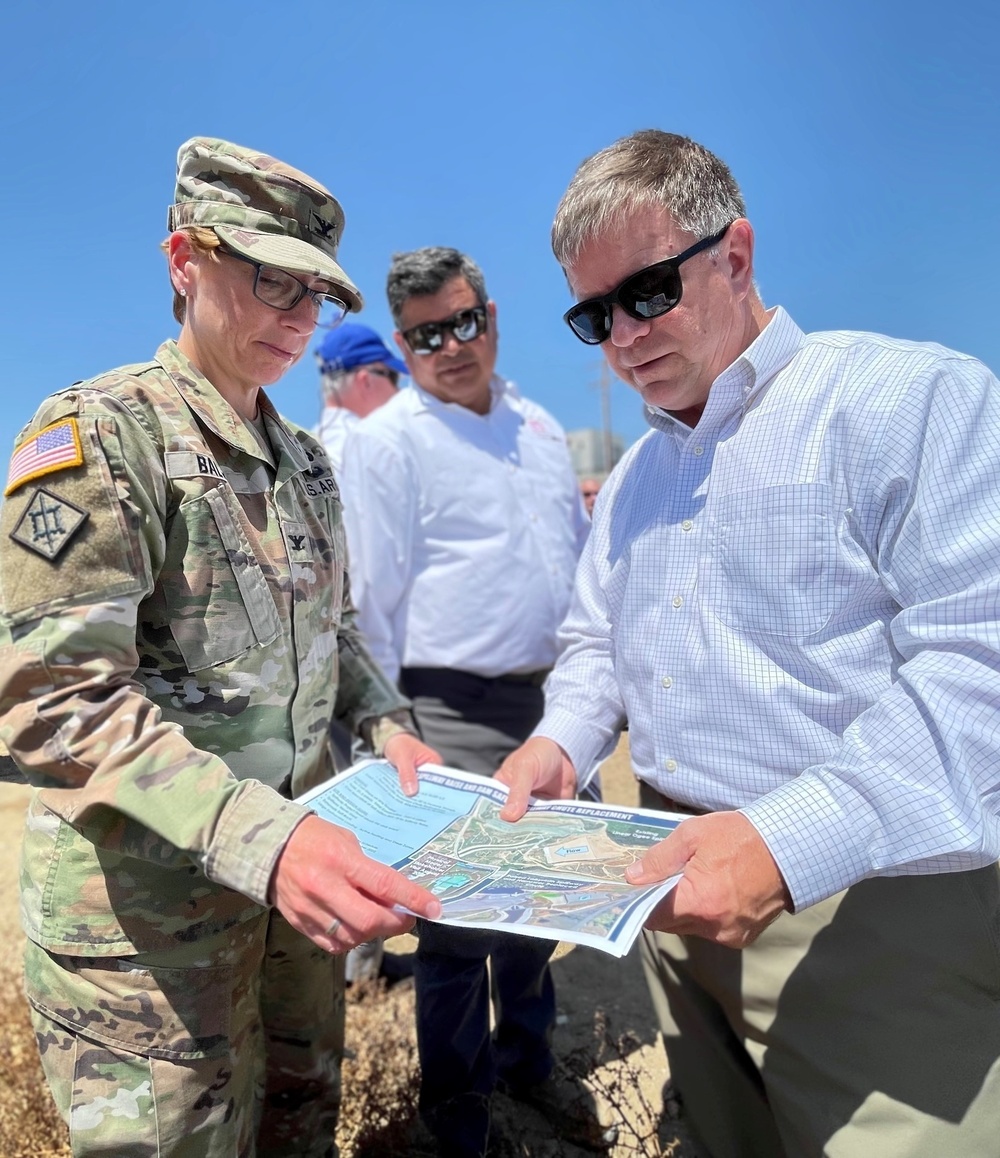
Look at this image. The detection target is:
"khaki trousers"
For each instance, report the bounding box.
[640,841,1000,1158]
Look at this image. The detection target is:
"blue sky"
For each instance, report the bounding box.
[2,0,997,459]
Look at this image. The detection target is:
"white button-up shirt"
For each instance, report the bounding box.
[316,406,359,476]
[340,376,589,683]
[537,307,1000,910]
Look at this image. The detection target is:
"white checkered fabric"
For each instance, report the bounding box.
[538,307,1000,909]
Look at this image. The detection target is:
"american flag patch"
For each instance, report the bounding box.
[4,419,84,496]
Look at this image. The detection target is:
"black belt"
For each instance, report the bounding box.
[640,783,710,817]
[495,669,549,687]
[400,666,549,690]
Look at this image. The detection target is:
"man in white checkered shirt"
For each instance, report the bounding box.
[498,129,1000,1158]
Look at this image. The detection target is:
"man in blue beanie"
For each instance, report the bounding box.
[315,322,407,473]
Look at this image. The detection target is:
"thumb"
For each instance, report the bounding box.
[499,777,531,823]
[395,757,419,798]
[625,826,693,885]
[383,733,432,798]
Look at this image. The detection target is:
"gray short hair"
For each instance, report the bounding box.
[552,130,747,268]
[386,247,488,327]
[318,365,351,403]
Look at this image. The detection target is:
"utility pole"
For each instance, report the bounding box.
[598,360,613,474]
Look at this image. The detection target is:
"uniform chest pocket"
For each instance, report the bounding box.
[704,484,840,640]
[164,487,281,671]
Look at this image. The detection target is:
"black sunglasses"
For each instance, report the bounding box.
[401,306,488,356]
[364,365,400,387]
[563,224,731,345]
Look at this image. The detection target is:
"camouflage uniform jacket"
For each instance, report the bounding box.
[0,340,410,955]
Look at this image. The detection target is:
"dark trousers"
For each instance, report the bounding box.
[399,667,556,1157]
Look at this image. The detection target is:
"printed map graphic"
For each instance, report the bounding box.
[398,795,671,939]
[303,760,682,955]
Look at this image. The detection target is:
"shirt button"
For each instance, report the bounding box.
[664,759,678,773]
[661,676,673,688]
[672,596,683,608]
[693,445,704,456]
[530,513,539,522]
[681,520,693,532]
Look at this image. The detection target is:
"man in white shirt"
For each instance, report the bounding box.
[340,247,598,1157]
[497,130,1000,1157]
[314,322,406,474]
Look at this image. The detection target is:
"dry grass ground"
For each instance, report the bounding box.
[0,743,698,1156]
[0,786,75,1158]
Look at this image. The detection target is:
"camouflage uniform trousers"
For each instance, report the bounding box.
[25,908,346,1157]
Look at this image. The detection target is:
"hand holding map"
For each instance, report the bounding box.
[300,759,685,957]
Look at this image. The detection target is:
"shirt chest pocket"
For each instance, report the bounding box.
[703,484,841,641]
[162,487,281,671]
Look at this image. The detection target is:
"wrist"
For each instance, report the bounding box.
[361,710,419,757]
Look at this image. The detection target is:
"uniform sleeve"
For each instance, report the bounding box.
[289,418,418,757]
[741,358,1000,909]
[339,428,418,683]
[0,391,307,907]
[333,564,418,751]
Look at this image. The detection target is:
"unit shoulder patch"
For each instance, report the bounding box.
[9,487,89,562]
[4,418,84,496]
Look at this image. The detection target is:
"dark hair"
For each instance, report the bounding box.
[386,247,488,326]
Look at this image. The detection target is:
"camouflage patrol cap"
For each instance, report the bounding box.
[168,137,363,312]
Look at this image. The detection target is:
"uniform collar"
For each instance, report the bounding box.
[155,339,311,477]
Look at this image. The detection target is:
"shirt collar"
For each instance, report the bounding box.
[645,306,806,436]
[317,406,359,436]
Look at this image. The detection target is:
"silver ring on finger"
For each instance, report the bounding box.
[326,916,342,938]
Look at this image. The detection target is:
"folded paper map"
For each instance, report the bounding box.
[300,759,686,957]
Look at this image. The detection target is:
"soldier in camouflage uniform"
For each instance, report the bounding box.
[0,137,442,1158]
